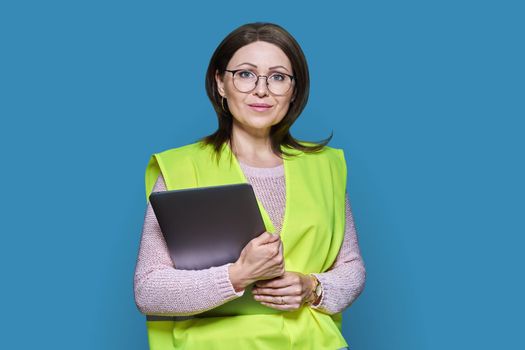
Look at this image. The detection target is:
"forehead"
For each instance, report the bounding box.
[228,41,292,71]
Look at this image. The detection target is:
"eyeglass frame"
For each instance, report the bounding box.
[224,69,296,96]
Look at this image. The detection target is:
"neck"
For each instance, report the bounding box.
[230,124,273,157]
[230,124,283,166]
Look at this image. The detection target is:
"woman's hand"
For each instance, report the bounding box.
[251,271,316,311]
[229,231,285,292]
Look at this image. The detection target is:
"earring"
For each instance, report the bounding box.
[221,96,227,112]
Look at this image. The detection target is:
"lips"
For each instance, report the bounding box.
[248,103,273,112]
[248,103,273,108]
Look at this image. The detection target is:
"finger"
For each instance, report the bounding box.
[256,231,279,245]
[255,275,282,288]
[257,298,300,312]
[255,274,293,289]
[253,294,285,304]
[252,285,298,297]
[266,234,281,246]
[259,301,293,311]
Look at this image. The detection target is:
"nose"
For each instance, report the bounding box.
[253,76,270,97]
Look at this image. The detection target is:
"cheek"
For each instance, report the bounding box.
[276,100,292,117]
[224,80,241,97]
[227,95,245,111]
[224,95,247,119]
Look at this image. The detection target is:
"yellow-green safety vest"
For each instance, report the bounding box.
[143,140,348,349]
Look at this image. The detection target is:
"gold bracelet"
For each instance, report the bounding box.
[307,274,320,305]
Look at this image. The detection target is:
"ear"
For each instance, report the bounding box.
[215,70,226,97]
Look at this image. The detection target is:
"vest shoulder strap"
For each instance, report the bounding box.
[144,142,204,202]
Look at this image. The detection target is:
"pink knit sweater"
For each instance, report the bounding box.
[134,160,366,317]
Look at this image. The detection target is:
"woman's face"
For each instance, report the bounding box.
[216,41,295,137]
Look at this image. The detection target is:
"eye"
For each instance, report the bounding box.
[270,73,286,82]
[238,70,256,79]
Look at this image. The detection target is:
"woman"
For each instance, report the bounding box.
[134,22,366,350]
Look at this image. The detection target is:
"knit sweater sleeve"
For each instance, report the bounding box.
[133,173,244,316]
[309,192,367,315]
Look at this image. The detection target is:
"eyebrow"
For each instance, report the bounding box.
[234,62,290,72]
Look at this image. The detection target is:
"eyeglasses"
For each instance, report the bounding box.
[224,69,295,96]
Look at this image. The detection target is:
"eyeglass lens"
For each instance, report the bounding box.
[233,70,292,95]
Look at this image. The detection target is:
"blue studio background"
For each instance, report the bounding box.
[1,1,523,349]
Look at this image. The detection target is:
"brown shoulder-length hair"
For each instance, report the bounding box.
[197,22,333,163]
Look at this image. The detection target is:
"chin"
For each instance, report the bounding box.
[241,118,273,130]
